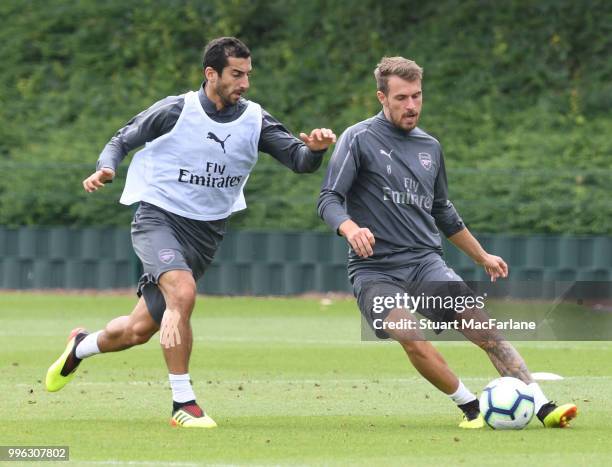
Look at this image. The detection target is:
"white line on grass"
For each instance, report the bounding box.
[80,461,278,467]
[198,337,612,349]
[78,462,213,466]
[194,336,365,345]
[13,375,610,389]
[4,332,612,348]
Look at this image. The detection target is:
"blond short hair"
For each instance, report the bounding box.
[374,57,423,94]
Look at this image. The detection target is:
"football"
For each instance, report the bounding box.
[479,377,535,430]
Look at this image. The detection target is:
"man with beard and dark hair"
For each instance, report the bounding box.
[45,37,336,428]
[317,56,577,429]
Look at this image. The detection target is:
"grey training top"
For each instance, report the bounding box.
[318,112,465,275]
[97,83,325,173]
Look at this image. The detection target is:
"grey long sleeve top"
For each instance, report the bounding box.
[318,112,465,270]
[97,83,325,173]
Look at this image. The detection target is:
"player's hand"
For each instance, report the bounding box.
[82,168,115,192]
[339,219,375,258]
[299,128,337,151]
[479,254,508,282]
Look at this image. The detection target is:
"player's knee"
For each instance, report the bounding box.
[171,280,197,312]
[401,340,430,359]
[475,340,493,351]
[160,271,196,307]
[128,322,156,346]
[104,316,130,339]
[473,334,504,351]
[130,330,153,346]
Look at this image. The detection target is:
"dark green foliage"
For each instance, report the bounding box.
[1,0,610,233]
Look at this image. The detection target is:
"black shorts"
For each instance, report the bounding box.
[131,202,227,323]
[353,253,475,339]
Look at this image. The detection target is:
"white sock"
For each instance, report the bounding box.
[75,331,102,359]
[169,373,196,403]
[449,379,477,405]
[528,382,549,413]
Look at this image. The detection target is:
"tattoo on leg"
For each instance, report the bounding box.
[480,340,533,384]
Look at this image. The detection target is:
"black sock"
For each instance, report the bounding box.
[173,399,197,412]
[537,401,557,422]
[458,399,480,420]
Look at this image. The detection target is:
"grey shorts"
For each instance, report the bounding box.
[131,202,227,323]
[353,253,475,339]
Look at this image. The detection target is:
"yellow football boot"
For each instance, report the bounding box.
[459,413,485,429]
[45,328,88,392]
[171,404,217,428]
[540,402,578,428]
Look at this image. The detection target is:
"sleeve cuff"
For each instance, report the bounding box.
[441,221,465,238]
[96,160,117,172]
[332,214,351,236]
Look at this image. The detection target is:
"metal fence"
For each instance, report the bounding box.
[0,227,610,294]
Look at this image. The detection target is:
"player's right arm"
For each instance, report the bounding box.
[338,219,375,258]
[82,96,184,192]
[317,126,375,258]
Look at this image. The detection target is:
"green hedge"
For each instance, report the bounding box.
[1,0,610,233]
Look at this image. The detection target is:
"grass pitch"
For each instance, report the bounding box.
[1,292,611,466]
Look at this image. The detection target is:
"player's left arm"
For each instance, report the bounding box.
[259,109,336,173]
[431,147,507,282]
[447,228,508,282]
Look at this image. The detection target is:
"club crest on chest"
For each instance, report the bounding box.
[418,152,432,171]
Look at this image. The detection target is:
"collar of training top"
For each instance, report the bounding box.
[376,111,418,137]
[199,82,247,118]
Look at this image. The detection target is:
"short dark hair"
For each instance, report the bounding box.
[374,57,423,95]
[203,37,251,75]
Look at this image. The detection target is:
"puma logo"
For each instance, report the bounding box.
[380,149,393,161]
[207,132,231,153]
